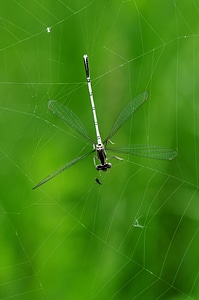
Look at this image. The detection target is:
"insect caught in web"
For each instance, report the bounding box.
[33,54,177,189]
[95,178,102,185]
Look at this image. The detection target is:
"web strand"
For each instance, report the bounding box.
[1,1,199,299]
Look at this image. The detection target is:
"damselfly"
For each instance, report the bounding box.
[33,55,177,189]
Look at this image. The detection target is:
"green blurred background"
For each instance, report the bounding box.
[0,1,199,299]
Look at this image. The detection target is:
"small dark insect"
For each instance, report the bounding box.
[95,178,102,185]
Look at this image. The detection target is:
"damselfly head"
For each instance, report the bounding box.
[96,162,112,171]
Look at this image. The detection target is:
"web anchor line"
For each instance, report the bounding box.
[33,55,177,189]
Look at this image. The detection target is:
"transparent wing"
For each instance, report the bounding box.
[48,100,94,143]
[107,144,178,160]
[105,91,148,142]
[32,150,94,190]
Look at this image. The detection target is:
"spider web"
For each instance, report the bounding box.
[0,0,199,299]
